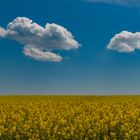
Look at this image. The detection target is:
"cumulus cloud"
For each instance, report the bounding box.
[107,31,140,53]
[23,46,62,62]
[0,27,6,37]
[85,0,140,7]
[0,17,80,62]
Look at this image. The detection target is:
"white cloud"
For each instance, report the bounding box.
[85,0,140,7]
[107,31,140,53]
[0,17,80,62]
[0,27,6,37]
[24,46,62,62]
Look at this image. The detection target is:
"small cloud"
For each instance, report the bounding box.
[0,17,80,62]
[23,46,62,62]
[0,27,6,37]
[107,31,140,53]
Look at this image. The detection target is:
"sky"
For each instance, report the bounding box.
[1,0,140,94]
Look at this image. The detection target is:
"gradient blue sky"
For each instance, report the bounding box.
[1,0,140,94]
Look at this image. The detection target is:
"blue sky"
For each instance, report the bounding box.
[1,0,140,94]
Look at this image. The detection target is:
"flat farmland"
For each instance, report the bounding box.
[0,96,139,140]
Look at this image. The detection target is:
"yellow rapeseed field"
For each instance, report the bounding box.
[0,96,140,140]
